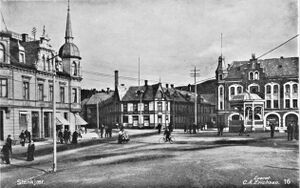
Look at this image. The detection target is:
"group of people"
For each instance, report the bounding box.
[287,122,299,141]
[19,130,31,146]
[99,124,112,138]
[183,123,200,134]
[118,127,130,144]
[58,128,82,144]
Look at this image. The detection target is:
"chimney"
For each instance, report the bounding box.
[144,80,148,86]
[166,84,169,88]
[21,33,28,42]
[114,70,119,89]
[171,84,174,88]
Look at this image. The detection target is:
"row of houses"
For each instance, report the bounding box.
[81,54,299,132]
[0,2,87,141]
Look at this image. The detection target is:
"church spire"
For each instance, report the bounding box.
[65,0,73,43]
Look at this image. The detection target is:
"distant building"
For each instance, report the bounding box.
[81,71,121,128]
[215,54,299,132]
[0,2,86,140]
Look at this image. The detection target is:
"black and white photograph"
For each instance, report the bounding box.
[0,0,299,187]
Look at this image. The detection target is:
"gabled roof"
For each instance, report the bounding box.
[122,84,160,102]
[86,91,115,105]
[226,57,298,79]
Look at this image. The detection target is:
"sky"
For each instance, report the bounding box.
[1,0,298,90]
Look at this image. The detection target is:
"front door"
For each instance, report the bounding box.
[32,112,39,138]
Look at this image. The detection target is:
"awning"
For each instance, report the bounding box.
[56,114,70,125]
[75,113,88,126]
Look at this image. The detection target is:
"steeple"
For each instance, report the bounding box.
[65,0,73,43]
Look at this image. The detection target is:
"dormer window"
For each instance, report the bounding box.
[249,72,253,80]
[254,71,259,80]
[19,52,25,63]
[0,44,4,62]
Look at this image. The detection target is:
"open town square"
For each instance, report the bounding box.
[0,0,299,187]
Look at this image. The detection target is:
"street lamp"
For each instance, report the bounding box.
[48,54,59,172]
[136,89,144,128]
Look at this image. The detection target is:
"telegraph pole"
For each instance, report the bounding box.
[190,66,200,133]
[52,63,57,172]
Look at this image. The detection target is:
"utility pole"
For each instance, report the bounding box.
[190,66,200,134]
[52,62,57,172]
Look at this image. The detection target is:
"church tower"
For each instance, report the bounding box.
[58,0,81,77]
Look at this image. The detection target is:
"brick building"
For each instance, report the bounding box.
[0,2,86,140]
[215,54,299,132]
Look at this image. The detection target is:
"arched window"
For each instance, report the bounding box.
[249,72,254,80]
[0,44,4,62]
[230,87,235,96]
[254,71,259,80]
[293,84,298,94]
[274,85,278,94]
[220,87,223,96]
[237,86,242,94]
[266,85,271,94]
[285,85,290,93]
[72,62,77,76]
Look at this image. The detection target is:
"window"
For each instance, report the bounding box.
[254,72,259,80]
[274,100,278,108]
[220,87,223,96]
[249,72,253,80]
[266,85,271,94]
[38,83,44,101]
[157,102,162,112]
[47,56,50,71]
[293,99,297,108]
[293,84,297,94]
[133,103,138,112]
[72,88,77,103]
[49,85,53,101]
[285,99,290,108]
[266,100,271,108]
[64,112,68,120]
[273,85,278,94]
[144,103,149,112]
[123,104,128,112]
[254,107,262,120]
[23,81,29,100]
[230,87,235,96]
[123,116,128,123]
[285,85,290,93]
[0,44,4,62]
[60,87,65,103]
[43,55,46,71]
[250,86,259,94]
[19,53,25,63]
[237,86,242,94]
[72,62,77,76]
[165,102,168,111]
[0,78,7,97]
[219,102,223,109]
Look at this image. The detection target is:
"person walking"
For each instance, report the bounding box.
[157,123,162,134]
[294,123,299,140]
[108,124,112,138]
[19,130,26,146]
[24,130,31,143]
[184,124,187,133]
[58,129,64,144]
[1,143,11,164]
[100,124,104,138]
[218,124,224,136]
[270,122,275,138]
[169,122,173,133]
[26,141,35,161]
[6,135,13,154]
[72,130,79,144]
[239,122,245,136]
[104,124,108,138]
[63,129,68,144]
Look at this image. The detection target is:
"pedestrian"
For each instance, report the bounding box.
[1,143,11,164]
[189,124,192,134]
[184,124,187,133]
[108,124,112,138]
[270,122,275,138]
[24,130,31,143]
[26,140,35,161]
[6,135,13,154]
[63,129,69,144]
[72,130,79,144]
[157,123,162,134]
[58,129,64,144]
[239,122,245,136]
[218,124,224,136]
[19,130,26,146]
[104,124,108,138]
[193,123,197,134]
[100,124,104,138]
